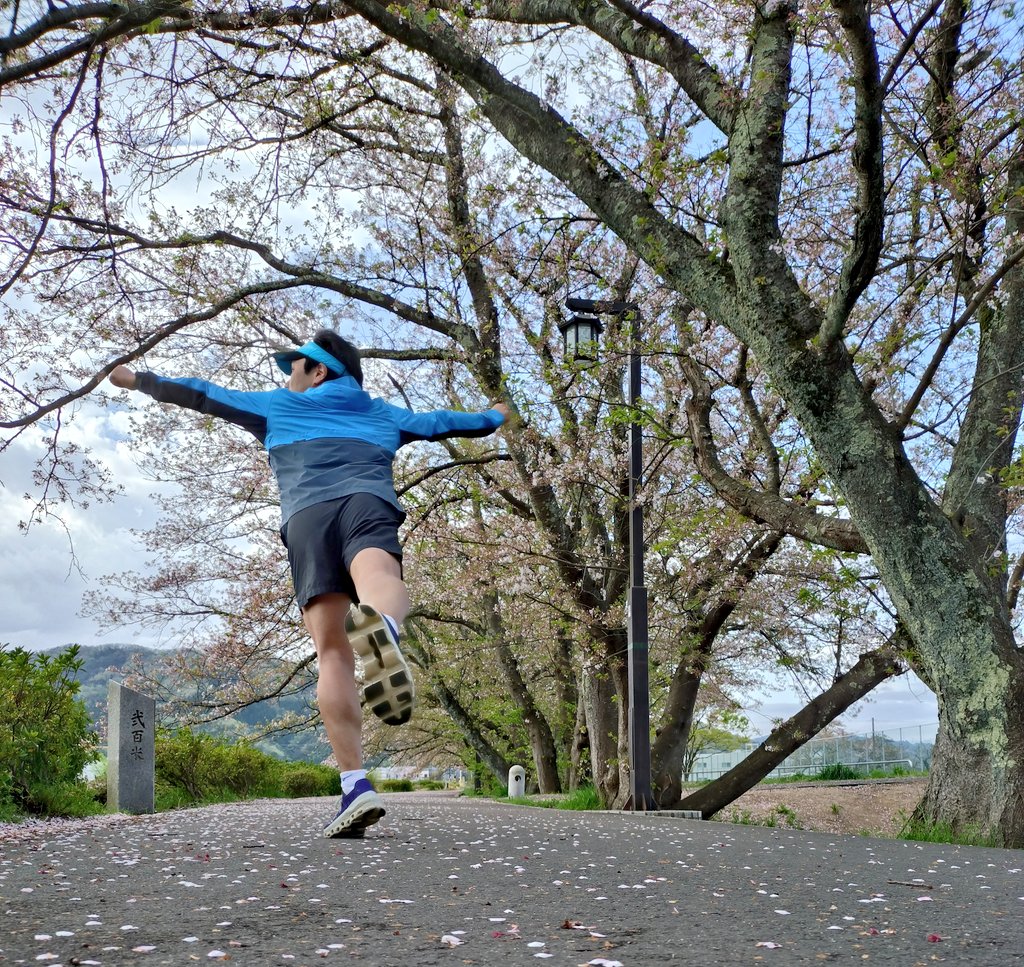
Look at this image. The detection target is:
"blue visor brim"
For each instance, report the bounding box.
[273,341,346,376]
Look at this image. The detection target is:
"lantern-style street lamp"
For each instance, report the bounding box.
[557,313,604,361]
[563,297,655,811]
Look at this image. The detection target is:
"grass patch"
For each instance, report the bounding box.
[501,784,603,811]
[762,765,928,785]
[863,766,927,779]
[554,785,603,811]
[723,804,802,829]
[763,772,815,784]
[816,763,862,781]
[898,812,997,847]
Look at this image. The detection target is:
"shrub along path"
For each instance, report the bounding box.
[1,791,1021,965]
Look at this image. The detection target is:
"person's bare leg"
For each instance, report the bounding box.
[347,547,415,725]
[302,592,363,771]
[349,548,410,623]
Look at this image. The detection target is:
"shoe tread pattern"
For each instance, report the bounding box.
[346,604,415,725]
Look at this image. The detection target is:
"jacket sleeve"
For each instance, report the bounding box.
[387,401,506,447]
[136,372,273,444]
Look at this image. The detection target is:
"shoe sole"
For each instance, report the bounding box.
[323,795,386,838]
[346,604,415,725]
[331,827,365,839]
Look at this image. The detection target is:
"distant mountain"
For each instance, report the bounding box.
[42,642,330,763]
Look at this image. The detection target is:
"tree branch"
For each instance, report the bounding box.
[679,634,906,814]
[681,352,868,553]
[820,0,884,345]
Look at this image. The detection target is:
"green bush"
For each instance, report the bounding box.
[0,645,99,816]
[414,779,445,791]
[816,763,863,781]
[155,728,276,802]
[375,777,414,792]
[278,762,340,798]
[155,728,343,806]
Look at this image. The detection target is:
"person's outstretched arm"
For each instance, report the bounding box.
[109,365,274,443]
[388,399,511,446]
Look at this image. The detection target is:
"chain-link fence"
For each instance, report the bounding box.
[688,722,938,782]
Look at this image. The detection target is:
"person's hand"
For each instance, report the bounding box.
[109,365,138,390]
[492,402,512,421]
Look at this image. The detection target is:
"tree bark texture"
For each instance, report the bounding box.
[580,658,620,807]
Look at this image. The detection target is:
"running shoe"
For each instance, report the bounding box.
[323,777,385,838]
[346,604,416,725]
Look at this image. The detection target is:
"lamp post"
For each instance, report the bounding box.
[562,297,655,811]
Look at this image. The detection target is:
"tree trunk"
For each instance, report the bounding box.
[650,661,702,807]
[650,533,783,807]
[568,695,590,790]
[484,593,562,793]
[554,631,579,786]
[429,678,511,785]
[913,681,1024,844]
[680,640,903,816]
[580,658,620,806]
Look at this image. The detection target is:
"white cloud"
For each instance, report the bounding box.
[0,398,172,651]
[746,671,938,736]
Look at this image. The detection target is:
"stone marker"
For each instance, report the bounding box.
[508,765,526,798]
[107,681,155,814]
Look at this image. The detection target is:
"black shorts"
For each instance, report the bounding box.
[281,493,405,609]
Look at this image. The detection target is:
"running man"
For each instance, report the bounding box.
[109,329,509,837]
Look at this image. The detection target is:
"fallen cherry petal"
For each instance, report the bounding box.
[756,941,783,949]
[927,934,944,942]
[440,935,464,947]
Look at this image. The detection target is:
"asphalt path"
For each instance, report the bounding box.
[2,792,1022,965]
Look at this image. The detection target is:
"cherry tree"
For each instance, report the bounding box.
[330,0,1024,843]
[5,0,1020,837]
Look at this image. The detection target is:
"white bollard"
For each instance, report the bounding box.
[507,765,526,798]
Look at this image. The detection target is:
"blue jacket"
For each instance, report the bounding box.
[136,371,505,524]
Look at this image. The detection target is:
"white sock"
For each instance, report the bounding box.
[340,768,367,794]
